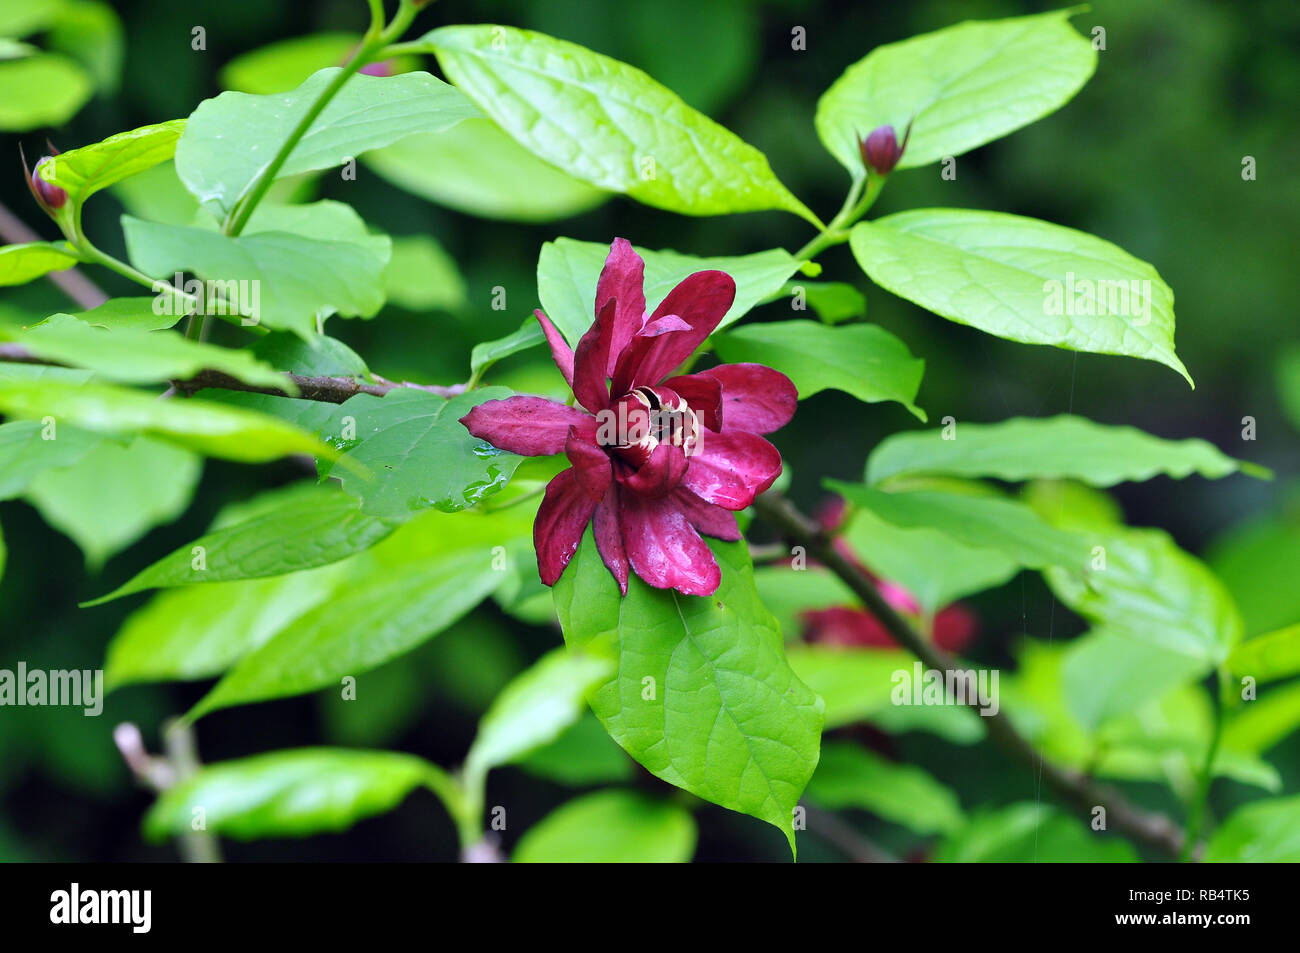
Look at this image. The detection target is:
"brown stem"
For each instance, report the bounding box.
[752,490,1187,859]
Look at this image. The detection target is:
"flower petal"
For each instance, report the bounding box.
[565,423,611,499]
[571,298,617,412]
[659,372,723,431]
[682,428,782,510]
[619,442,688,498]
[672,487,740,541]
[460,396,592,456]
[534,309,574,387]
[594,237,647,375]
[610,270,736,392]
[696,363,797,434]
[618,492,721,596]
[593,485,629,595]
[534,469,600,586]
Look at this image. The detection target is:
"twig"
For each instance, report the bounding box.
[752,490,1188,859]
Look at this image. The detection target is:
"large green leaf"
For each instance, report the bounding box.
[0,53,92,130]
[1208,501,1300,637]
[24,435,201,568]
[14,314,292,391]
[935,803,1137,862]
[219,32,370,94]
[365,118,609,222]
[850,210,1191,385]
[537,238,803,346]
[45,0,123,93]
[1062,629,1212,732]
[464,648,613,792]
[513,789,696,863]
[1205,795,1300,862]
[175,68,479,216]
[554,531,824,856]
[384,235,466,312]
[805,741,964,835]
[513,714,634,786]
[37,119,185,207]
[105,567,348,688]
[867,415,1264,487]
[0,378,341,463]
[64,295,187,331]
[85,485,396,604]
[1222,681,1300,757]
[815,10,1096,176]
[143,748,461,842]
[422,25,817,224]
[828,481,1093,572]
[713,319,925,421]
[320,388,523,518]
[122,205,390,338]
[0,242,80,286]
[1227,623,1300,684]
[0,418,104,499]
[189,550,503,717]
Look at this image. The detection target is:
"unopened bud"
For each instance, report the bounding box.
[859,122,912,176]
[30,157,67,210]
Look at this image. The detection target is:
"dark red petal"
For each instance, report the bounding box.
[619,443,688,498]
[565,423,611,499]
[593,237,648,376]
[534,469,600,586]
[681,428,782,510]
[534,309,574,387]
[618,493,721,596]
[608,315,692,397]
[934,604,978,653]
[696,363,797,434]
[460,396,592,456]
[593,485,629,595]
[672,487,740,541]
[660,373,723,431]
[610,271,736,391]
[571,298,617,412]
[802,606,897,648]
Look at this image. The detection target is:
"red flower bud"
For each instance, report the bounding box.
[859,122,912,176]
[31,157,67,210]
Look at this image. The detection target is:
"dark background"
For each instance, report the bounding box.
[0,0,1296,861]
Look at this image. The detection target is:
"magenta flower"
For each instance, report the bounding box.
[461,238,797,597]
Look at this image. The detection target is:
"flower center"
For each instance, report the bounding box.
[599,386,700,465]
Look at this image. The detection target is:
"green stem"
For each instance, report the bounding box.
[792,172,887,262]
[222,0,424,237]
[1181,669,1226,861]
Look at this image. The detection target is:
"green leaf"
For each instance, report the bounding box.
[1222,681,1300,756]
[840,505,1020,613]
[867,415,1264,487]
[85,485,395,605]
[850,210,1191,386]
[45,0,123,93]
[1227,623,1300,684]
[175,68,479,216]
[0,53,92,131]
[784,281,866,324]
[1062,629,1212,731]
[752,565,854,640]
[321,388,523,518]
[0,378,342,463]
[0,242,80,287]
[935,803,1138,863]
[0,0,63,38]
[24,435,200,568]
[815,10,1096,177]
[105,567,347,688]
[1208,502,1300,637]
[248,330,369,378]
[143,748,459,842]
[469,319,543,382]
[65,296,186,331]
[805,741,964,835]
[384,235,466,312]
[219,32,369,95]
[365,118,609,222]
[513,714,634,786]
[0,418,103,499]
[1205,795,1300,862]
[538,237,803,346]
[513,789,696,863]
[713,319,926,421]
[421,25,817,224]
[1046,528,1243,664]
[37,119,185,208]
[464,648,613,791]
[828,481,1092,572]
[123,204,391,338]
[13,314,293,391]
[554,531,824,856]
[189,550,503,717]
[787,644,910,728]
